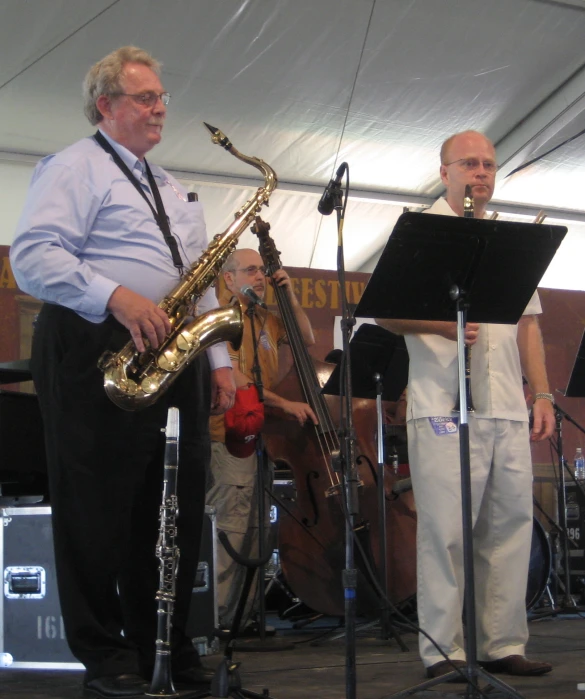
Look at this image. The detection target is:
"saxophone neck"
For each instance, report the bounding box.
[204,122,278,200]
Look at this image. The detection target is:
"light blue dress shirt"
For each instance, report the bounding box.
[10,130,230,370]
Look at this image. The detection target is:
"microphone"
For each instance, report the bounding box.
[391,477,412,497]
[241,285,267,309]
[317,162,348,215]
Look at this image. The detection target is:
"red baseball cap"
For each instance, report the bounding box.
[224,384,265,458]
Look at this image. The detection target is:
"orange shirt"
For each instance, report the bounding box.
[209,289,286,443]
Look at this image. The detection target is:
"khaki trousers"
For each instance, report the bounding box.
[407,417,533,667]
[206,441,272,628]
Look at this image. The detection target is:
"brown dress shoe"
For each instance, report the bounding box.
[479,655,552,676]
[426,659,467,682]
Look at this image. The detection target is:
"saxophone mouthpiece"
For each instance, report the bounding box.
[203,122,232,151]
[463,184,474,218]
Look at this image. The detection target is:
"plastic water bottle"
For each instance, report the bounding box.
[574,447,585,481]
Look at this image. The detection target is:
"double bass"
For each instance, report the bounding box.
[253,219,416,617]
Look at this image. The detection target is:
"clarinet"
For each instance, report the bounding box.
[146,407,180,698]
[453,185,475,413]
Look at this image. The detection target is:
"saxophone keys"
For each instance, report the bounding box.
[176,330,200,353]
[141,376,162,394]
[157,349,181,372]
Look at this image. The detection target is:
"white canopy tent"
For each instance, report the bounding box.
[2,0,585,289]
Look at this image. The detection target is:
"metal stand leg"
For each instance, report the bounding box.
[190,535,278,699]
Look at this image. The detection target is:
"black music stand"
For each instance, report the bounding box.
[322,323,409,646]
[564,328,585,398]
[356,211,566,699]
[546,327,585,611]
[323,323,409,404]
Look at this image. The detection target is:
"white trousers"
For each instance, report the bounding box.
[407,417,533,667]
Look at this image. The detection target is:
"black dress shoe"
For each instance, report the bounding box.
[83,673,149,698]
[172,664,216,688]
[479,655,552,676]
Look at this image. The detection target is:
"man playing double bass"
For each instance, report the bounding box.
[377,130,554,680]
[207,247,318,634]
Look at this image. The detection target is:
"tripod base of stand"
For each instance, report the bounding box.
[189,658,275,699]
[171,690,216,699]
[309,616,410,653]
[530,604,585,620]
[390,665,525,699]
[232,636,294,652]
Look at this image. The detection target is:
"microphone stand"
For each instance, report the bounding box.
[541,402,585,613]
[553,406,573,609]
[373,374,408,650]
[374,373,390,640]
[331,170,360,699]
[241,302,293,652]
[247,303,268,640]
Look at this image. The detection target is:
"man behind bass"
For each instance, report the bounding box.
[207,247,318,634]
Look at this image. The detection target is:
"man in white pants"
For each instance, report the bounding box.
[378,130,555,680]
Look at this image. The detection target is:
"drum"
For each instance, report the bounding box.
[526,517,552,611]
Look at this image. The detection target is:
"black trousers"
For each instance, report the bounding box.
[31,304,211,680]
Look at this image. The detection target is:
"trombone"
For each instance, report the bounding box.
[453,186,475,414]
[453,207,547,414]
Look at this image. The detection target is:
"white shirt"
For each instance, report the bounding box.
[405,197,540,422]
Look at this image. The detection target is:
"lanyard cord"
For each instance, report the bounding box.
[94,131,185,274]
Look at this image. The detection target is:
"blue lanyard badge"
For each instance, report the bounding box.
[428,416,459,435]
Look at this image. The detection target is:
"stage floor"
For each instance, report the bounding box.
[1,616,583,698]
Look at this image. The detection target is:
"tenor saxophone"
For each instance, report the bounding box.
[98,123,278,410]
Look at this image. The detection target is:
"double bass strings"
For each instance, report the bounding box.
[271,277,340,477]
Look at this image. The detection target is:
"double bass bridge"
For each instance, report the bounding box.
[325,480,364,498]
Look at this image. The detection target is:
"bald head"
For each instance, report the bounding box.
[440,130,494,165]
[223,248,267,301]
[439,131,496,218]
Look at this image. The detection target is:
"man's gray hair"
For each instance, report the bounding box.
[82,46,161,125]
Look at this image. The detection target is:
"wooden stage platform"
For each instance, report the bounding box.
[1,615,583,699]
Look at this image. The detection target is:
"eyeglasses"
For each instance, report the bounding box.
[444,157,497,174]
[236,265,266,276]
[113,91,171,107]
